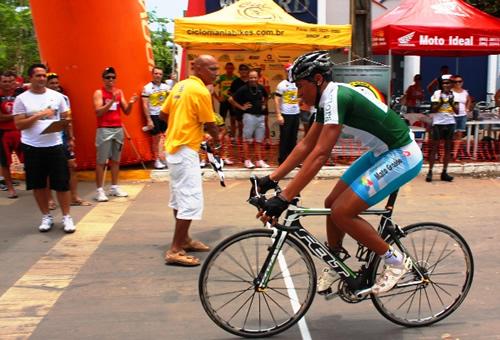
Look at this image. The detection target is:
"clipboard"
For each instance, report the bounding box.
[40,120,70,134]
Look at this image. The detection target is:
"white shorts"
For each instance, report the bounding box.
[166,146,203,220]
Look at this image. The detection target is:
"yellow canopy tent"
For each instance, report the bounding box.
[174,0,351,51]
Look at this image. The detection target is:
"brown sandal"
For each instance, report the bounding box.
[165,250,200,266]
[183,240,210,252]
[71,199,92,206]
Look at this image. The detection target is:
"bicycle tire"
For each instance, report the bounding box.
[371,222,474,327]
[198,228,317,338]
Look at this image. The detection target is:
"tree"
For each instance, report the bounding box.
[0,0,39,76]
[464,0,500,18]
[148,10,174,76]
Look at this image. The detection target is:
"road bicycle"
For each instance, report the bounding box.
[198,176,474,338]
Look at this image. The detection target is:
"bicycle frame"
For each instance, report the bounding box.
[255,190,408,295]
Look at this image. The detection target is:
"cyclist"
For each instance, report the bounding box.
[257,50,423,295]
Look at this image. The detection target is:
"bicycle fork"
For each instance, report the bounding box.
[254,227,289,291]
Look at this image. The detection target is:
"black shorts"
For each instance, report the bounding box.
[149,115,167,135]
[432,124,455,141]
[219,100,233,120]
[22,143,69,191]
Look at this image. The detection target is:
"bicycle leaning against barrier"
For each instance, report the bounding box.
[198,176,474,337]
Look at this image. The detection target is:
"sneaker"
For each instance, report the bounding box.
[256,160,270,168]
[62,215,76,233]
[244,160,255,169]
[371,254,412,295]
[200,160,207,168]
[317,267,340,295]
[38,215,54,232]
[154,159,166,169]
[109,186,128,197]
[95,188,109,202]
[425,171,432,182]
[0,183,7,191]
[441,172,454,182]
[223,158,234,165]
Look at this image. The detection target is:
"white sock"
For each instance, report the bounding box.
[382,246,404,266]
[111,185,118,190]
[97,187,104,192]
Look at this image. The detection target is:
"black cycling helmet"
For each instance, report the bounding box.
[289,50,333,83]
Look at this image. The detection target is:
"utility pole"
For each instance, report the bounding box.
[350,0,372,61]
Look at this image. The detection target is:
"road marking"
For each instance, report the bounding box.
[277,252,312,340]
[0,184,144,339]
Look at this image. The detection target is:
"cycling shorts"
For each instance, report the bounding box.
[341,141,423,207]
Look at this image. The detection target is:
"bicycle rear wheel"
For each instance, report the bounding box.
[371,222,474,327]
[199,228,316,338]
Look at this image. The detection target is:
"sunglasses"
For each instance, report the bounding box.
[104,76,116,80]
[442,81,452,85]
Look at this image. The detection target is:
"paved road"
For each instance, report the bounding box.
[1,175,499,339]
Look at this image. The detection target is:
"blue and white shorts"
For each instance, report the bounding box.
[341,141,423,206]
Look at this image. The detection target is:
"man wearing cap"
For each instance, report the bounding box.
[274,63,300,164]
[93,67,137,202]
[426,74,458,182]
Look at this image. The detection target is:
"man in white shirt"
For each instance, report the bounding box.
[142,66,169,169]
[13,63,75,233]
[274,63,300,164]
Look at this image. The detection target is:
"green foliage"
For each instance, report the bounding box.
[464,0,500,17]
[0,0,39,76]
[147,10,174,76]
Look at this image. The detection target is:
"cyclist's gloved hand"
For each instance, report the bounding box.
[262,194,289,221]
[257,175,279,194]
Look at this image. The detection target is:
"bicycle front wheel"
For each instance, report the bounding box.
[199,228,316,338]
[371,222,474,327]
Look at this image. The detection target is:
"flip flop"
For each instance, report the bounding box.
[165,250,200,266]
[71,199,92,206]
[183,240,210,252]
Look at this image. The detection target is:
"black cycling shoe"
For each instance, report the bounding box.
[425,171,432,182]
[441,172,454,182]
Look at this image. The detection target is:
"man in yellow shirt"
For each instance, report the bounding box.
[160,55,220,266]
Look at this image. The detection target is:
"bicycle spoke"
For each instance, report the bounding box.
[227,291,256,323]
[269,256,303,281]
[424,232,439,265]
[262,291,293,318]
[212,263,253,284]
[266,286,302,304]
[261,291,279,328]
[242,291,257,330]
[426,248,457,274]
[208,286,254,298]
[224,248,255,279]
[238,239,256,278]
[269,271,310,282]
[214,286,254,313]
[423,284,435,318]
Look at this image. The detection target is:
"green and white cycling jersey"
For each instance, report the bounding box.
[316,82,413,156]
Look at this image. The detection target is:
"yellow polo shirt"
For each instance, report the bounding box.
[161,76,215,154]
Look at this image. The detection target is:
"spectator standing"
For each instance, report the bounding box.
[142,66,169,169]
[494,88,500,107]
[451,75,471,159]
[403,74,424,113]
[229,70,269,168]
[93,67,137,202]
[160,55,221,266]
[0,71,23,198]
[13,63,75,233]
[274,63,300,164]
[426,65,450,94]
[46,73,90,206]
[228,64,250,141]
[426,75,458,182]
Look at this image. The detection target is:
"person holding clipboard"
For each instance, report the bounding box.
[12,63,75,233]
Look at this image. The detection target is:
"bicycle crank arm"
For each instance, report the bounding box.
[354,288,372,299]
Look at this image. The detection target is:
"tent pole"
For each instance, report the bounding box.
[388,49,392,107]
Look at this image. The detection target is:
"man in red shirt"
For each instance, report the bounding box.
[92,67,137,202]
[0,71,23,198]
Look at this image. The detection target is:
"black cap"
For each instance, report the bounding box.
[102,66,116,77]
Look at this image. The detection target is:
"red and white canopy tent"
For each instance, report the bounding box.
[372,0,500,56]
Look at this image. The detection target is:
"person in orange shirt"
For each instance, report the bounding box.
[160,55,221,267]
